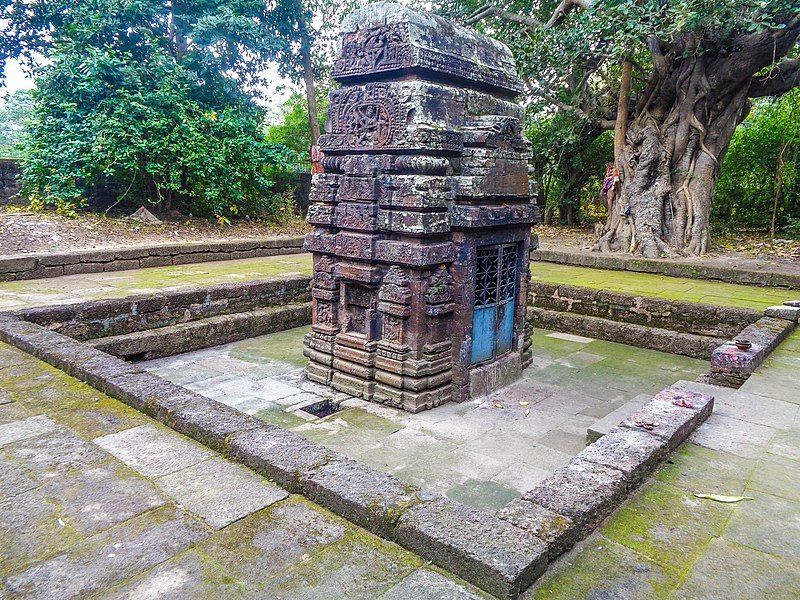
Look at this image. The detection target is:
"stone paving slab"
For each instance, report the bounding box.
[153,458,288,529]
[0,415,58,446]
[671,538,800,600]
[380,568,488,599]
[4,506,211,599]
[145,326,708,510]
[94,424,214,478]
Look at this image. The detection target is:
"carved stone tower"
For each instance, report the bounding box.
[303,2,540,412]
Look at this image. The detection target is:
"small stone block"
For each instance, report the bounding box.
[619,388,713,451]
[300,454,421,536]
[166,397,262,453]
[227,425,338,490]
[522,458,627,533]
[496,498,575,558]
[765,305,800,322]
[577,426,667,484]
[651,386,714,421]
[392,496,547,599]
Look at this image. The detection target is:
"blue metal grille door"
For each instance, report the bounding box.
[471,244,518,364]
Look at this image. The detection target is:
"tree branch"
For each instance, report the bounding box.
[465,0,595,30]
[465,4,543,28]
[749,58,800,98]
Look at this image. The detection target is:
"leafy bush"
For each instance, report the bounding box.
[714,90,800,236]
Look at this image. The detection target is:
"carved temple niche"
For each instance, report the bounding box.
[303,2,540,411]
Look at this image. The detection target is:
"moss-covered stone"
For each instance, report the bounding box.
[529,535,679,599]
[600,481,733,578]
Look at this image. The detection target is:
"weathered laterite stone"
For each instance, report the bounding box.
[303,2,540,411]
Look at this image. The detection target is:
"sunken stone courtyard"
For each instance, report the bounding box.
[1,3,800,600]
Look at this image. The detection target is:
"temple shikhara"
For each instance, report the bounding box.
[303,2,540,412]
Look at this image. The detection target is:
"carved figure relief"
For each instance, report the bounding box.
[327,85,400,150]
[333,24,413,77]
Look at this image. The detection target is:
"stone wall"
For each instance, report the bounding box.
[0,236,305,282]
[17,275,311,341]
[529,281,759,339]
[0,158,20,203]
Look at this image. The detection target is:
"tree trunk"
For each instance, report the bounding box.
[597,53,752,257]
[299,27,320,145]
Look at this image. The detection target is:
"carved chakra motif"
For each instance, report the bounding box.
[328,84,400,151]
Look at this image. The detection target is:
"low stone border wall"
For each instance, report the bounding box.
[531,248,800,289]
[499,387,713,554]
[16,274,311,341]
[708,303,799,387]
[528,308,725,359]
[529,281,759,339]
[0,236,306,282]
[0,311,714,598]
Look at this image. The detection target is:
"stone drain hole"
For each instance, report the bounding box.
[298,399,342,418]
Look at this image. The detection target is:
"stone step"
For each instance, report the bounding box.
[88,303,311,361]
[528,307,725,359]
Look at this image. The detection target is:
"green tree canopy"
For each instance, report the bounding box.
[0,0,301,218]
[438,0,800,255]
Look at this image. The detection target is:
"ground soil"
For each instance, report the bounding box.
[535,225,800,276]
[0,207,311,255]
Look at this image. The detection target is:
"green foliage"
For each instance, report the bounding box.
[0,89,32,158]
[265,91,329,159]
[714,90,800,235]
[2,0,299,219]
[437,0,799,228]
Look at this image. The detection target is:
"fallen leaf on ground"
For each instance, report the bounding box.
[693,493,754,503]
[519,401,529,406]
[493,403,504,409]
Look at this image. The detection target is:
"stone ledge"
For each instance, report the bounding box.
[528,307,724,359]
[708,314,797,387]
[500,385,713,555]
[88,303,312,360]
[531,248,800,290]
[16,274,312,341]
[529,281,759,339]
[0,236,306,281]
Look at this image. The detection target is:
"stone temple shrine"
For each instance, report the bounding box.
[303,2,540,412]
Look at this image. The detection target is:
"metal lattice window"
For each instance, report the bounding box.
[475,246,500,307]
[474,244,517,307]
